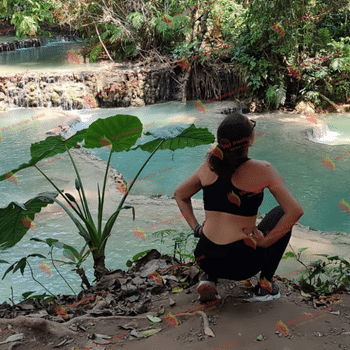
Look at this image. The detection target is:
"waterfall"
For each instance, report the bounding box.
[307,121,340,143]
[35,77,44,107]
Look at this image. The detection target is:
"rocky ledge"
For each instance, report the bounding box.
[0,38,41,52]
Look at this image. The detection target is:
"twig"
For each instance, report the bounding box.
[27,262,55,297]
[288,243,308,269]
[10,287,15,319]
[0,316,76,337]
[49,248,76,295]
[64,314,150,326]
[94,24,114,62]
[177,311,215,337]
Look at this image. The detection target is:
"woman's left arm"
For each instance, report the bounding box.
[173,164,204,231]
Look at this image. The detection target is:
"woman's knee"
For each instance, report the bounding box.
[258,206,285,232]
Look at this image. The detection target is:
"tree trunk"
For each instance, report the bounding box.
[93,255,108,281]
[74,268,91,289]
[182,8,210,102]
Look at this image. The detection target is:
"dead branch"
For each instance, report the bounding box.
[318,93,343,112]
[0,316,76,337]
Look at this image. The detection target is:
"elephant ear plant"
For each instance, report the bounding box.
[0,114,214,285]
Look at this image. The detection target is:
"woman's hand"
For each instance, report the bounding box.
[200,220,205,235]
[242,226,267,248]
[243,226,264,239]
[194,220,205,237]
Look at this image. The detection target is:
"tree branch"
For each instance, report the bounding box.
[94,24,114,62]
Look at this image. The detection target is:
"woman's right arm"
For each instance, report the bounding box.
[257,162,304,248]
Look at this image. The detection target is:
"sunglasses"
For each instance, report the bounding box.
[250,119,256,131]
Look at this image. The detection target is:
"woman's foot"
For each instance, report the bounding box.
[197,273,221,302]
[244,279,280,302]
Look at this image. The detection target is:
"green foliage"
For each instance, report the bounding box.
[0,192,58,249]
[89,44,104,63]
[226,0,350,108]
[281,247,308,261]
[299,38,350,108]
[281,247,350,295]
[152,229,198,263]
[317,28,331,49]
[316,5,350,39]
[127,12,145,31]
[299,255,350,294]
[30,238,92,269]
[0,0,54,37]
[0,253,55,297]
[126,249,152,268]
[0,115,214,285]
[1,0,349,107]
[172,41,197,61]
[266,85,286,109]
[21,291,55,302]
[30,237,94,294]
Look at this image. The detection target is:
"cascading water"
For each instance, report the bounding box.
[306,114,350,145]
[306,121,340,143]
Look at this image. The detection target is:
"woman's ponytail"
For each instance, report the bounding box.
[207,113,253,178]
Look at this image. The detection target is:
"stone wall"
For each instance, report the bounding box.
[0,65,243,111]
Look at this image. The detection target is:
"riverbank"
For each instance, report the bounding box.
[3,106,350,267]
[0,249,348,350]
[30,106,350,271]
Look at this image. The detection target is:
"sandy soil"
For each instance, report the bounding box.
[0,279,348,350]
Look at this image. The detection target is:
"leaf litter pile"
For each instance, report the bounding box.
[0,249,346,349]
[0,249,210,349]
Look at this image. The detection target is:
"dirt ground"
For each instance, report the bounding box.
[0,276,349,350]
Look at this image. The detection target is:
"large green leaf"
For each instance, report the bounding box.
[84,114,142,152]
[0,192,58,249]
[30,129,86,159]
[134,124,215,152]
[0,129,86,183]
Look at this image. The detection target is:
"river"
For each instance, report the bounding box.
[1,38,350,303]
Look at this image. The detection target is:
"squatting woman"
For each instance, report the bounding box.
[174,113,304,302]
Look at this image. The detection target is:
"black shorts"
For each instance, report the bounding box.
[194,206,291,282]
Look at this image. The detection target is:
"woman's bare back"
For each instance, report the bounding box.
[198,158,271,244]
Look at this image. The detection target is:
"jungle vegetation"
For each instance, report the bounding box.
[1,0,349,109]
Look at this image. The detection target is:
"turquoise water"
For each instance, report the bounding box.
[72,106,350,234]
[1,103,350,302]
[0,38,100,72]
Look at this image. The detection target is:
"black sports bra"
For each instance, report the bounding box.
[203,158,264,216]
